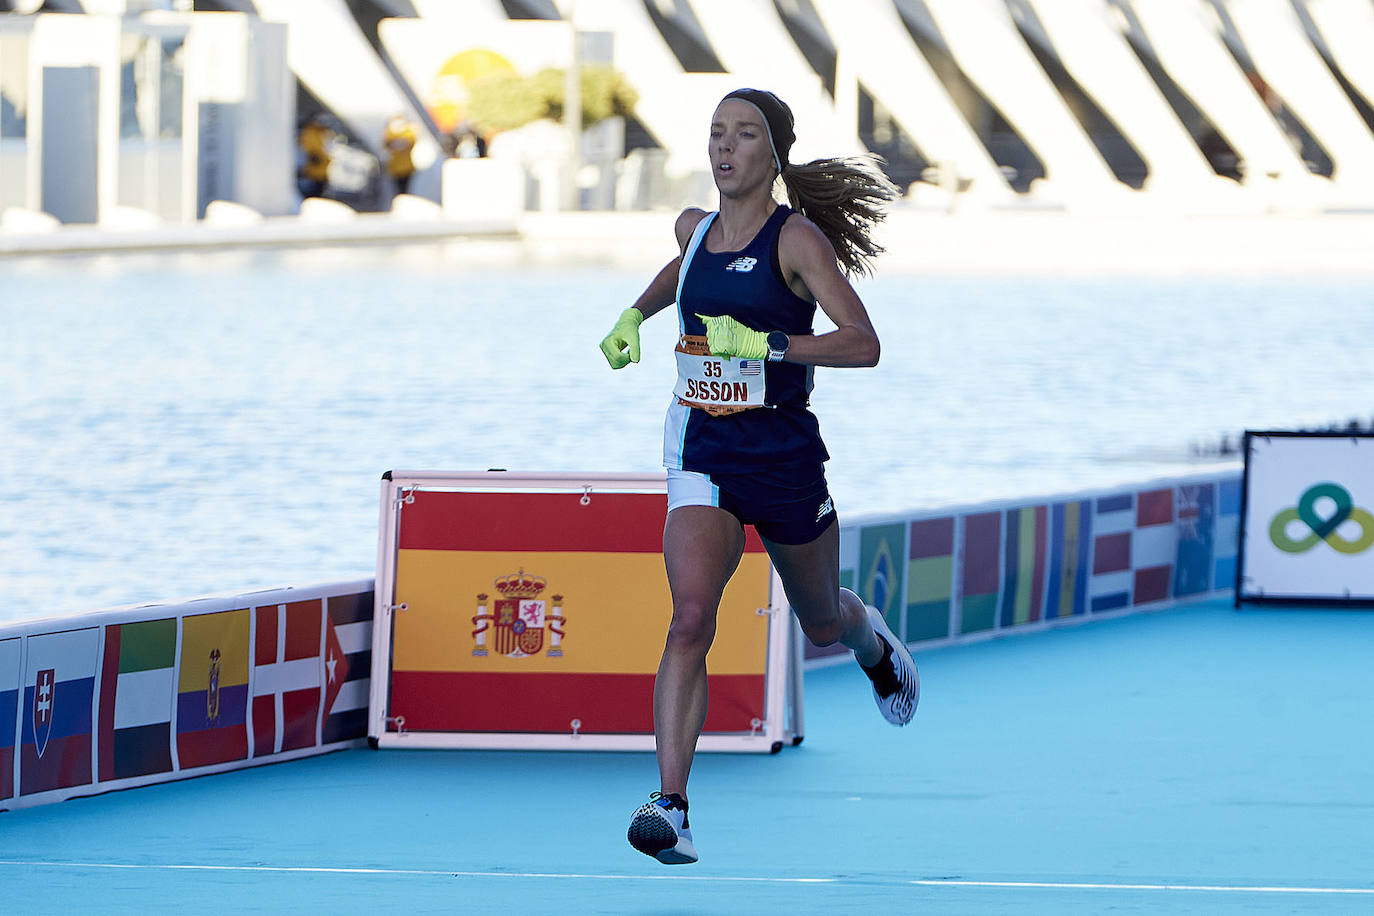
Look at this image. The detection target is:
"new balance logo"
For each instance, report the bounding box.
[724,257,757,273]
[816,496,834,522]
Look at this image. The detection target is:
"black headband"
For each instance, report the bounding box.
[720,88,795,172]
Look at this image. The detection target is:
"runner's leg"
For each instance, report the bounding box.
[761,520,882,666]
[657,505,746,797]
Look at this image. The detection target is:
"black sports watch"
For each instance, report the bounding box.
[766,331,789,362]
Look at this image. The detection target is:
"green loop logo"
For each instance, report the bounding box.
[1269,482,1374,554]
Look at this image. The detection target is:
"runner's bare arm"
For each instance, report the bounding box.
[776,216,881,368]
[628,258,681,320]
[628,208,710,320]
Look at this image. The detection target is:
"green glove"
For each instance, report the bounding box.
[697,313,767,360]
[600,307,645,369]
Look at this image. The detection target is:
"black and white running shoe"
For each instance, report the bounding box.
[627,792,698,864]
[863,605,920,725]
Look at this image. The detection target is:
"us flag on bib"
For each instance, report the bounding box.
[252,601,324,756]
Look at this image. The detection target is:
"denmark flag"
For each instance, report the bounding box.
[252,601,323,756]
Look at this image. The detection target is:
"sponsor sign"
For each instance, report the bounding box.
[1239,432,1374,603]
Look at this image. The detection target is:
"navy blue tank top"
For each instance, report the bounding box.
[664,204,830,473]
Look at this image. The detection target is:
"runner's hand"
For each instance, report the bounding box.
[600,307,645,369]
[697,313,767,360]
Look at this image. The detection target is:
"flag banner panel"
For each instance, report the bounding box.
[252,602,323,758]
[959,512,1002,634]
[1239,433,1374,602]
[323,590,373,744]
[832,472,1237,654]
[0,637,20,801]
[906,517,954,642]
[858,523,906,634]
[21,628,98,796]
[98,620,176,782]
[1001,506,1048,627]
[176,609,250,770]
[0,581,373,811]
[1214,478,1242,590]
[1175,484,1216,597]
[1131,496,1178,607]
[1045,500,1091,618]
[390,671,764,735]
[1091,494,1136,612]
[375,475,784,750]
[392,550,769,677]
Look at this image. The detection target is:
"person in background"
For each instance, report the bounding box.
[598,88,919,866]
[454,122,488,159]
[383,114,417,197]
[298,115,333,200]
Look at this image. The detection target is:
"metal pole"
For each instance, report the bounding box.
[563,3,581,211]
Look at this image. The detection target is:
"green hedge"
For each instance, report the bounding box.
[465,66,638,135]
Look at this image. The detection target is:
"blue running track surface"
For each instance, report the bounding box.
[3,598,1372,913]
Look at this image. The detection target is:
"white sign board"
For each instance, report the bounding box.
[1239,433,1374,603]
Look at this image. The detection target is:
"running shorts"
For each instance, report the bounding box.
[666,462,837,546]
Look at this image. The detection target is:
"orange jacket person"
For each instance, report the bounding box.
[383,115,417,196]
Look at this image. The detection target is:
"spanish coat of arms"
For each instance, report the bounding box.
[471,569,567,658]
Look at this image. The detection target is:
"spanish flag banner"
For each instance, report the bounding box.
[388,488,771,736]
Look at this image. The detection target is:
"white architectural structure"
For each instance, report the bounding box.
[685,0,861,162]
[1227,0,1374,196]
[1128,0,1322,199]
[1304,0,1374,122]
[811,0,1014,203]
[248,0,436,167]
[0,11,292,225]
[923,0,1124,204]
[558,0,737,182]
[1025,0,1225,196]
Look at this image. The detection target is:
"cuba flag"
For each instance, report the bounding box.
[21,628,99,796]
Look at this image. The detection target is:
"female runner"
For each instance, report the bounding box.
[599,88,920,865]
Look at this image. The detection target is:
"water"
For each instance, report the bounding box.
[3,242,1371,622]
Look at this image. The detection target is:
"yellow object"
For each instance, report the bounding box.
[383,118,416,179]
[178,608,250,692]
[600,307,645,369]
[429,48,517,133]
[392,549,770,675]
[697,313,768,360]
[299,121,331,182]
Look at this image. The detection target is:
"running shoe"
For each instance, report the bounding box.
[864,604,920,725]
[627,792,697,864]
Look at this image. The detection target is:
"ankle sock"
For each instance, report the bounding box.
[859,632,901,697]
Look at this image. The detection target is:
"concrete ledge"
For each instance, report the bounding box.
[0,211,519,256]
[1,206,1371,277]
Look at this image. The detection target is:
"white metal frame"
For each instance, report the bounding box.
[368,470,802,754]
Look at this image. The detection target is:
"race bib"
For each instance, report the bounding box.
[674,334,765,416]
